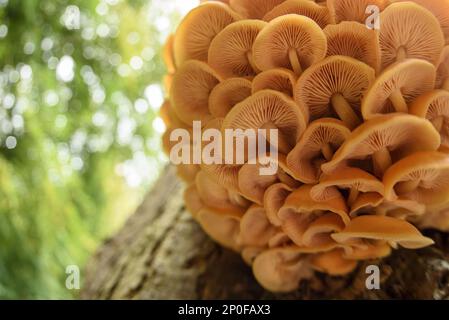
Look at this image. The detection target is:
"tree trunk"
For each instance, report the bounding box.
[81,166,449,300]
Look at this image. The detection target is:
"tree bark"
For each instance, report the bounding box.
[81,166,449,300]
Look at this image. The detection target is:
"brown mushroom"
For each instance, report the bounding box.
[294,55,375,129]
[177,164,201,183]
[252,14,327,76]
[222,89,308,155]
[238,205,278,247]
[322,114,441,177]
[229,0,285,19]
[410,90,449,148]
[310,249,358,276]
[324,21,381,73]
[286,118,351,183]
[327,0,389,24]
[332,215,434,249]
[310,167,384,206]
[184,184,204,218]
[393,0,449,45]
[252,246,314,292]
[436,46,449,90]
[208,20,267,78]
[163,34,176,74]
[383,151,449,206]
[252,68,297,96]
[263,0,331,28]
[362,59,436,118]
[170,60,222,125]
[173,2,241,64]
[264,183,294,227]
[379,2,444,69]
[209,78,252,117]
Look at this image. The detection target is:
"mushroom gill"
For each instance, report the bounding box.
[252,68,297,96]
[252,14,327,76]
[436,46,449,90]
[294,55,375,129]
[327,0,389,24]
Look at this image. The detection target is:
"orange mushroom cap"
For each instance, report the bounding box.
[264,183,294,227]
[310,249,358,276]
[252,68,297,96]
[327,0,389,24]
[229,0,286,19]
[436,46,449,90]
[238,205,278,247]
[209,78,252,118]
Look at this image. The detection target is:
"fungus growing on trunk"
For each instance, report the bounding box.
[252,14,327,76]
[294,56,375,128]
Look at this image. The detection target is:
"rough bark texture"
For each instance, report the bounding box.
[81,166,449,300]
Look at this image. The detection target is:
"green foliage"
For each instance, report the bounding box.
[0,0,185,298]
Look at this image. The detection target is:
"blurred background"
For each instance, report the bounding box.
[0,0,198,299]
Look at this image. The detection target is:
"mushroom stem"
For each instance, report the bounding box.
[372,147,392,177]
[395,180,421,194]
[288,48,303,76]
[331,94,362,130]
[261,122,290,154]
[443,78,449,91]
[246,51,261,74]
[389,89,408,113]
[321,144,334,161]
[432,116,444,132]
[397,47,407,62]
[347,188,359,206]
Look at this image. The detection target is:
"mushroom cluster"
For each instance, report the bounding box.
[160,0,449,292]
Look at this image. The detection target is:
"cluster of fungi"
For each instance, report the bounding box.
[160,0,449,292]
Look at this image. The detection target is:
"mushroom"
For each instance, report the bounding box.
[241,247,264,266]
[197,206,244,251]
[170,60,222,125]
[163,34,176,74]
[332,215,434,250]
[349,192,426,219]
[177,164,201,183]
[209,78,252,117]
[392,0,449,45]
[362,59,436,118]
[238,205,278,247]
[173,1,241,64]
[208,20,267,78]
[184,184,204,218]
[413,205,449,232]
[327,0,389,24]
[324,21,381,73]
[229,0,285,19]
[379,2,444,69]
[264,183,294,227]
[263,0,331,29]
[252,68,297,96]
[252,246,314,292]
[238,160,279,205]
[310,249,358,276]
[293,55,375,129]
[310,167,384,206]
[322,114,441,178]
[436,46,449,90]
[286,118,351,183]
[278,185,350,247]
[252,14,327,76]
[410,90,449,148]
[222,90,308,155]
[383,151,449,206]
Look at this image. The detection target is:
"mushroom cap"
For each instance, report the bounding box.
[252,68,297,96]
[383,151,449,206]
[241,247,264,266]
[163,34,176,73]
[310,167,385,201]
[327,0,389,24]
[393,0,449,45]
[436,46,449,89]
[286,118,351,183]
[209,78,252,117]
[332,215,435,249]
[342,241,392,260]
[184,184,204,218]
[410,90,449,148]
[310,249,358,275]
[173,2,241,64]
[222,89,308,154]
[197,206,243,251]
[301,213,346,247]
[252,246,313,292]
[252,14,327,73]
[170,60,222,125]
[264,183,293,227]
[229,0,286,19]
[324,21,381,73]
[294,55,375,120]
[177,164,201,183]
[208,20,267,78]
[322,114,441,175]
[379,2,444,69]
[362,59,436,119]
[238,205,278,247]
[263,0,331,28]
